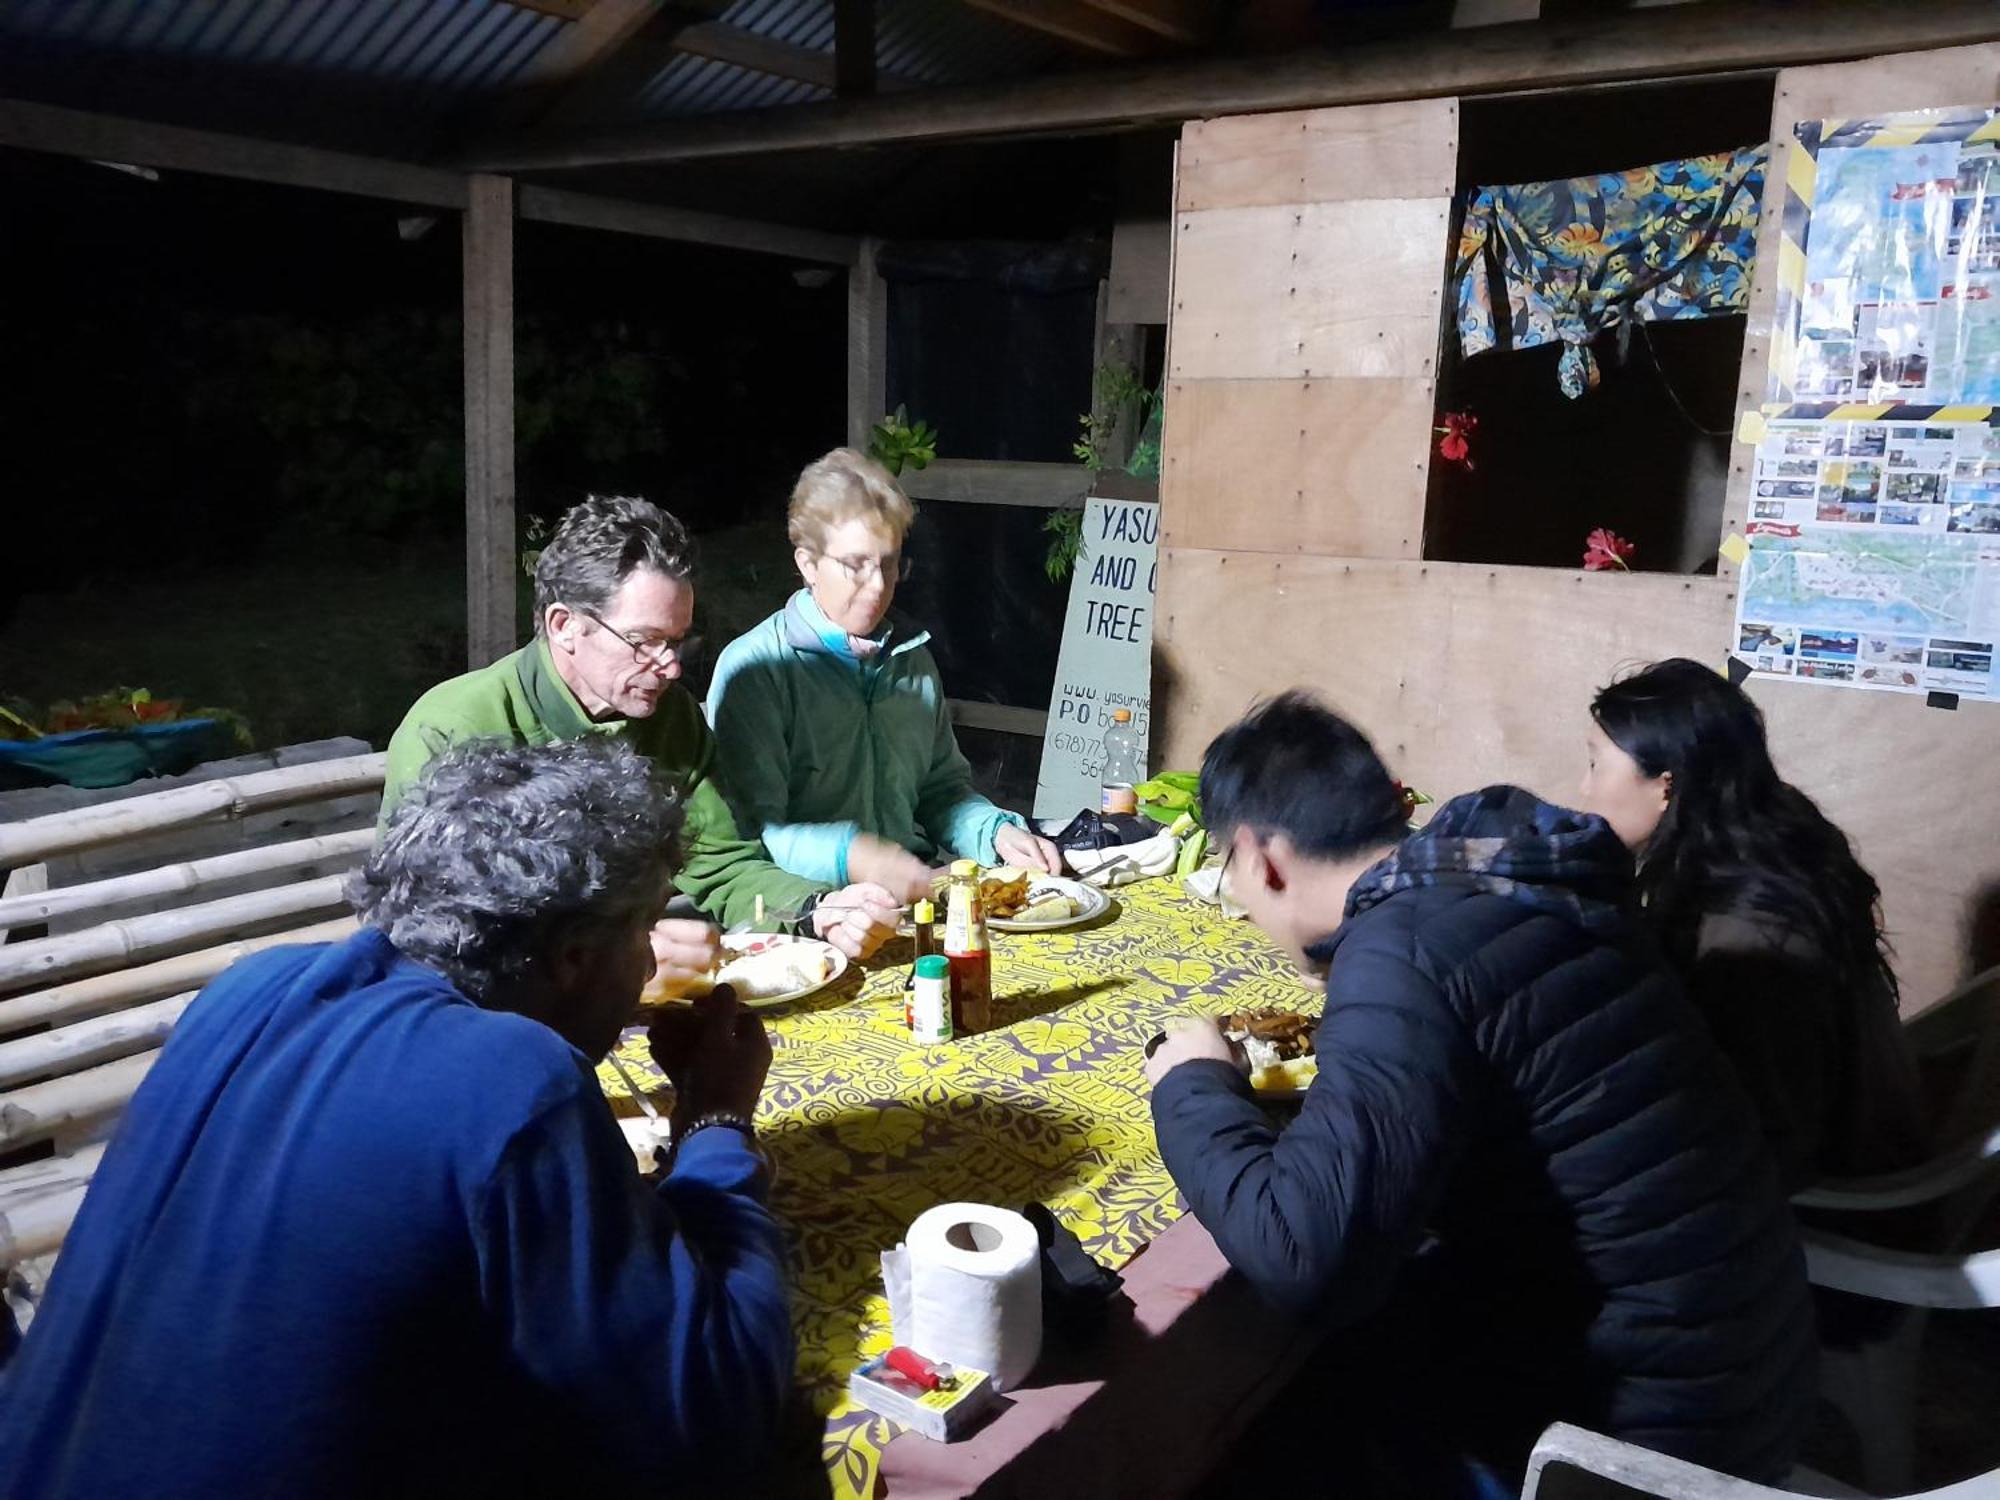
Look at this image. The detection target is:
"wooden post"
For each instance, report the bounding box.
[846,236,888,450]
[834,0,877,97]
[1091,274,1147,474]
[464,173,518,670]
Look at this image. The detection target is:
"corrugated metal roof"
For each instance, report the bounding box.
[0,0,1066,153]
[0,0,561,101]
[636,51,827,118]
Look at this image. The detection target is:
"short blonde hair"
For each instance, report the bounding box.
[788,447,915,554]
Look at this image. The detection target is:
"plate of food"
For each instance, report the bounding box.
[644,932,849,1010]
[992,874,1110,932]
[1145,1009,1320,1099]
[925,867,1111,934]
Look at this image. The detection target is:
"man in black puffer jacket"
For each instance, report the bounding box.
[1148,694,1813,1494]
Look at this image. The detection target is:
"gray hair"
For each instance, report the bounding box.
[532,495,697,634]
[348,737,682,1001]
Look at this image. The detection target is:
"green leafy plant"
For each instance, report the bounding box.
[867,405,938,477]
[1042,508,1085,583]
[1073,363,1158,471]
[1048,363,1163,581]
[521,514,552,580]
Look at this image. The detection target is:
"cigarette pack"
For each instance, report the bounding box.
[846,1356,998,1442]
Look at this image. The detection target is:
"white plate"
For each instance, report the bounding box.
[712,932,850,1009]
[989,875,1112,933]
[618,1115,673,1175]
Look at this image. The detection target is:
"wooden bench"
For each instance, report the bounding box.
[0,746,386,1302]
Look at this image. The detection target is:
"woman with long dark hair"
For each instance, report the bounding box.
[1579,658,1926,1192]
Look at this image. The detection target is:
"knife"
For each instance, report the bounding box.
[607,1053,661,1122]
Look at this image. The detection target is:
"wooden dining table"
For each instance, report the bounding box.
[598,876,1321,1499]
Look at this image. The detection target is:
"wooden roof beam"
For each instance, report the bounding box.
[836,0,877,98]
[494,0,599,20]
[962,0,1160,58]
[0,99,856,265]
[673,21,841,89]
[465,0,2000,171]
[0,97,470,208]
[498,0,906,106]
[1079,0,1211,47]
[673,19,915,93]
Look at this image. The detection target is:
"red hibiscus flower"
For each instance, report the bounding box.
[1435,410,1477,470]
[1583,528,1636,571]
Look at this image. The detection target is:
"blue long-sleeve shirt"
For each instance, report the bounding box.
[0,930,793,1498]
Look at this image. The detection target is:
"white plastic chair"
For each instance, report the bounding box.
[1790,967,2000,1496]
[1520,1423,1996,1500]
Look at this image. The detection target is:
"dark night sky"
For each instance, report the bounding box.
[0,146,850,573]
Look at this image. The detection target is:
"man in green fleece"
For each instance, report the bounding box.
[383,496,901,991]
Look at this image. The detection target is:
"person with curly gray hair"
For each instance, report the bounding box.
[381,494,903,992]
[0,738,795,1499]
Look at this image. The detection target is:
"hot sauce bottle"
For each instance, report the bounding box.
[942,860,992,1033]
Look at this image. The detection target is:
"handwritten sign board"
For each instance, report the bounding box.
[1034,495,1159,821]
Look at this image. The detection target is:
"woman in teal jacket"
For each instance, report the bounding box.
[708,448,1061,900]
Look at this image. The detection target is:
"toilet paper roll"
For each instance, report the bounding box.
[885,1202,1042,1393]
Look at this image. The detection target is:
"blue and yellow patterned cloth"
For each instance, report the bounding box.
[1454,146,1766,397]
[600,880,1309,1499]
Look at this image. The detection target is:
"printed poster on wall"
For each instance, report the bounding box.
[1738,418,2000,699]
[1784,109,2000,404]
[1738,106,2000,701]
[1033,495,1158,821]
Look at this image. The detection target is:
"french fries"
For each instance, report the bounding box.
[933,866,1035,919]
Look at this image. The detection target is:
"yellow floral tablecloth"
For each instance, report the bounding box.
[598,878,1309,1500]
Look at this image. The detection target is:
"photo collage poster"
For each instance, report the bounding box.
[1738,108,2000,701]
[1741,418,2000,697]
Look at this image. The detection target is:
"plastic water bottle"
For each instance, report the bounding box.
[1100,708,1141,816]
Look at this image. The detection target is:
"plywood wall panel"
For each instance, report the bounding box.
[1153,549,1456,772]
[1177,99,1459,213]
[1160,377,1430,557]
[1155,551,1731,806]
[1750,681,2000,1012]
[1157,539,1998,1009]
[1169,199,1450,381]
[1771,43,2000,126]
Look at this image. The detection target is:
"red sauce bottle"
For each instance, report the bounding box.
[942,860,992,1033]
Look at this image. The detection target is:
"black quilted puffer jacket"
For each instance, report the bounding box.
[1152,786,1814,1483]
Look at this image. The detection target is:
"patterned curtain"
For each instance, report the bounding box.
[1454,145,1766,398]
